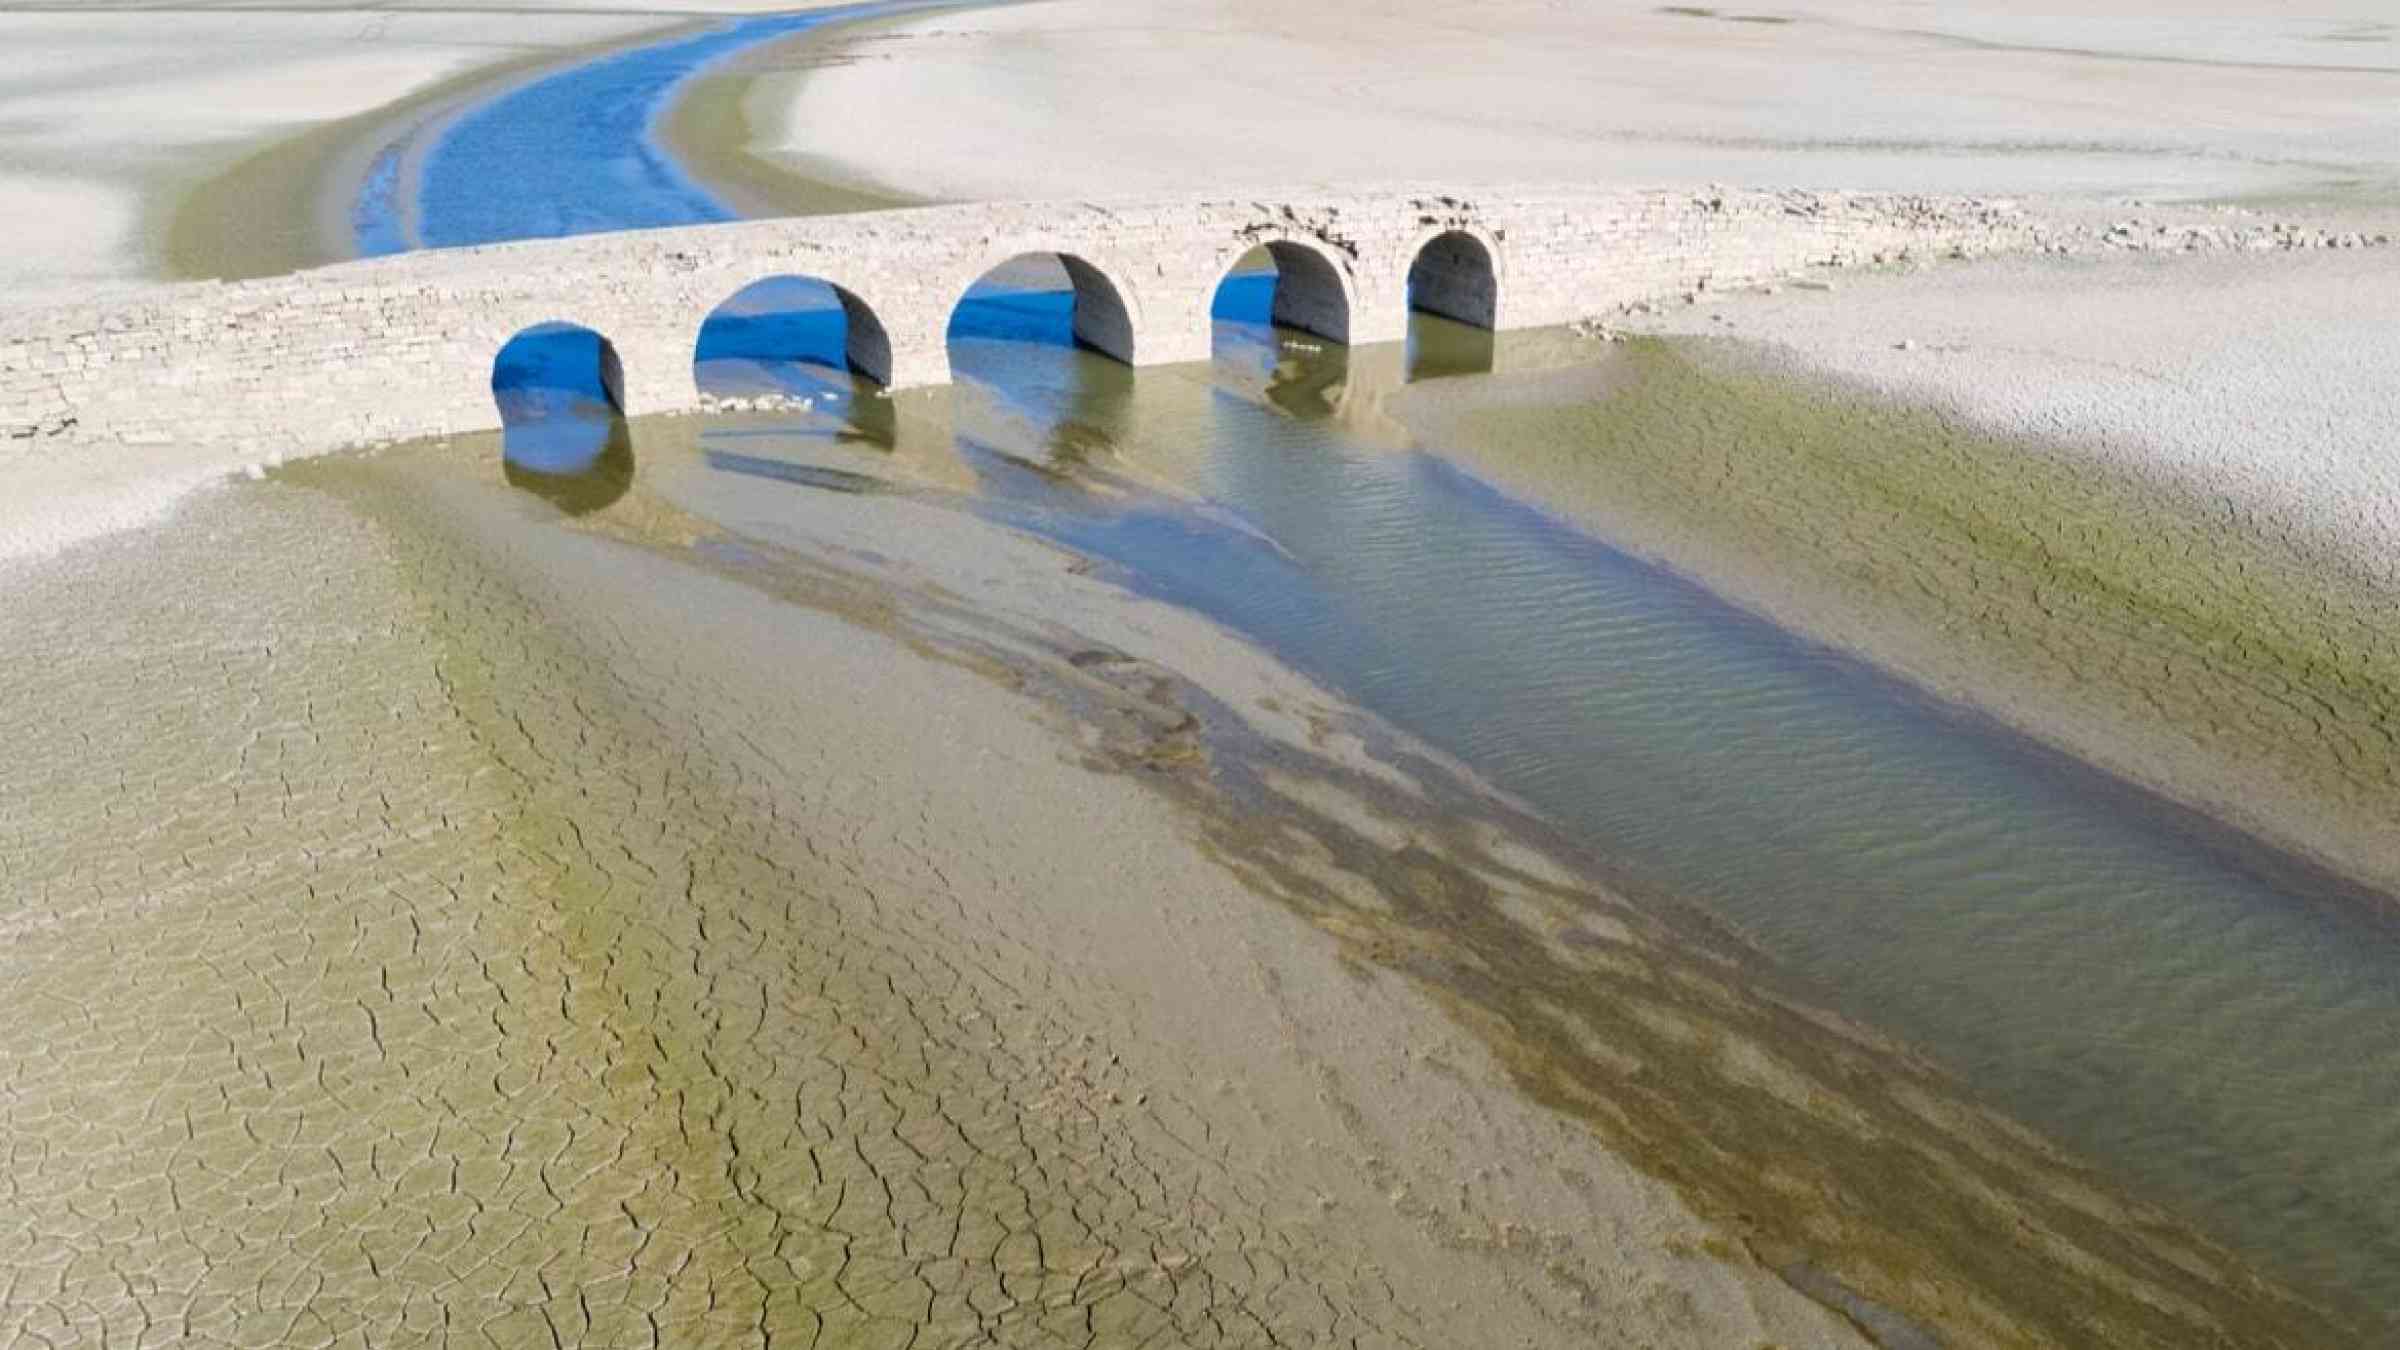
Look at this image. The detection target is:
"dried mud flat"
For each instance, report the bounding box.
[0,420,2356,1346]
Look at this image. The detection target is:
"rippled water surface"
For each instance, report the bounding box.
[630,279,2400,1328]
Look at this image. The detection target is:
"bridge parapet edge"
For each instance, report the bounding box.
[0,187,2042,465]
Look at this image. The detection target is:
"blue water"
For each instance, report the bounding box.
[492,322,633,513]
[354,1,946,255]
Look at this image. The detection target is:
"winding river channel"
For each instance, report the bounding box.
[377,10,2400,1331]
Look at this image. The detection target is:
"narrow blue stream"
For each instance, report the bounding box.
[353,1,946,255]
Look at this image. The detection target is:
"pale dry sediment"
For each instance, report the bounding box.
[735,0,2400,207]
[656,8,932,222]
[0,420,2356,1345]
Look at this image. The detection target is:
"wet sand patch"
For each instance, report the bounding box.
[1414,335,2400,902]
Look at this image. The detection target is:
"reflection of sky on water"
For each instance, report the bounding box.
[1210,269,1276,323]
[493,323,632,513]
[699,281,847,369]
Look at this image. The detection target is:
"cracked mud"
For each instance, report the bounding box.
[0,424,2358,1346]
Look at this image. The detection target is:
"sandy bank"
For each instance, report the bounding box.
[658,5,936,220]
[0,6,656,297]
[1634,225,2400,588]
[737,0,2400,207]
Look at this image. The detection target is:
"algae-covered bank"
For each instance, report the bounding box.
[1422,333,2400,903]
[0,414,2354,1346]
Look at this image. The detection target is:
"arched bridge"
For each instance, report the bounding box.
[1,187,2035,457]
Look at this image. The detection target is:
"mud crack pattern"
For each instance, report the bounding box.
[0,483,1419,1348]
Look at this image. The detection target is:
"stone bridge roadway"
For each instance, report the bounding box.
[0,187,2036,459]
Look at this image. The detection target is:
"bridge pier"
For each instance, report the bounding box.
[886,343,953,391]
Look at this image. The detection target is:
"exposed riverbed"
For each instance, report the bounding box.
[17,3,2396,1340]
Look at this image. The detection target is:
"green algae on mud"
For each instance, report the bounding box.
[284,424,2360,1346]
[1427,337,2400,900]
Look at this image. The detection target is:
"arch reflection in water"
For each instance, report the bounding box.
[947,253,1137,480]
[502,418,637,514]
[492,321,634,514]
[694,275,897,450]
[1405,310,1496,381]
[1404,230,1498,380]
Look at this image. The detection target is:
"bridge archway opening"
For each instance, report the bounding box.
[1404,231,1498,380]
[948,252,1135,366]
[694,275,895,449]
[1210,240,1351,347]
[946,252,1137,475]
[492,321,634,514]
[1406,230,1498,329]
[695,275,893,394]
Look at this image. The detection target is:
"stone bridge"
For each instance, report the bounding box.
[1,187,2037,458]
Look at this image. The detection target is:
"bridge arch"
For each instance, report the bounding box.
[1210,236,1355,345]
[1405,227,1502,329]
[946,249,1139,365]
[490,320,634,513]
[491,320,625,421]
[695,274,895,389]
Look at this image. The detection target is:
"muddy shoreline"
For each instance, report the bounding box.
[655,5,944,217]
[380,421,2383,1343]
[1400,331,2400,904]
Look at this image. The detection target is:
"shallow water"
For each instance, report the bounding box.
[352,0,946,254]
[615,279,2400,1328]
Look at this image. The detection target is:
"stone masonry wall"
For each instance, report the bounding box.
[0,187,2041,465]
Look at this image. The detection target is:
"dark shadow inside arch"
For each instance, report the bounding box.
[492,321,634,515]
[1406,230,1498,330]
[1210,241,1351,346]
[694,275,895,450]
